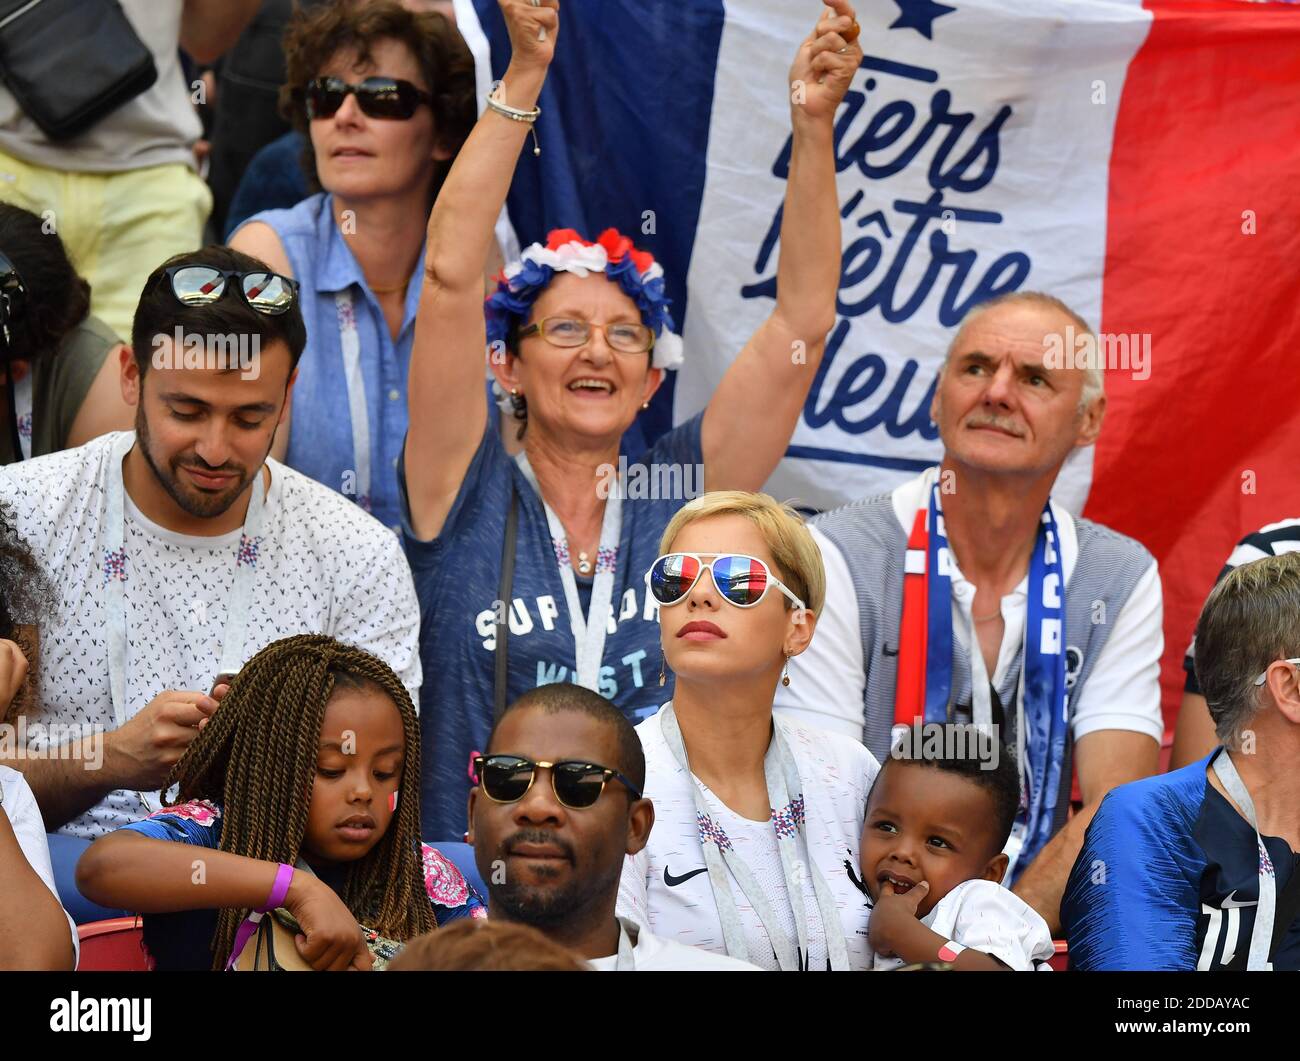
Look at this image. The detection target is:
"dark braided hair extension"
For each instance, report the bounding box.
[162,634,435,970]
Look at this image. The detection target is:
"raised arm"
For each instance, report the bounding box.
[404,0,558,541]
[701,1,860,491]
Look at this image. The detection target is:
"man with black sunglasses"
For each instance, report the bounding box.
[0,244,421,920]
[467,682,756,970]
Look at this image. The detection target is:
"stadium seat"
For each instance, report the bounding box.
[77,917,151,971]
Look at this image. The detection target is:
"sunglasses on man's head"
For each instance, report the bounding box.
[161,265,299,316]
[304,76,432,121]
[646,552,806,611]
[471,753,642,809]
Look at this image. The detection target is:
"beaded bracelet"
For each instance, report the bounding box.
[485,82,541,157]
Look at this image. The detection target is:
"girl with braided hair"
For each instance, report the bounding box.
[77,634,484,971]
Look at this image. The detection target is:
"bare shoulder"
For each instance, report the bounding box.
[227,221,293,278]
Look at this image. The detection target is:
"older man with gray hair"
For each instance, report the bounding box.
[1063,551,1300,969]
[776,291,1164,935]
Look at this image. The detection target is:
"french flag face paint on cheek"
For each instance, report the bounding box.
[389,790,399,813]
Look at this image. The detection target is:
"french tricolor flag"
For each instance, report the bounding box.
[468,0,1300,727]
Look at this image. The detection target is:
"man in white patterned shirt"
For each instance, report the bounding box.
[0,247,421,864]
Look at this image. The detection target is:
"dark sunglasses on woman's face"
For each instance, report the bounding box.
[161,265,299,316]
[472,754,643,809]
[304,76,432,121]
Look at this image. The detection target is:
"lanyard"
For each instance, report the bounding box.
[1212,748,1277,970]
[513,452,621,690]
[103,433,267,802]
[613,917,638,971]
[660,704,849,971]
[334,291,372,513]
[893,478,1067,878]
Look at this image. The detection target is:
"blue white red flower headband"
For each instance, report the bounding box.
[484,227,684,371]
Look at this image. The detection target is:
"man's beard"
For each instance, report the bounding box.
[135,405,257,519]
[489,833,620,930]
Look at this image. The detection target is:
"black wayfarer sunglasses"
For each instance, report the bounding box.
[304,76,432,121]
[471,753,643,809]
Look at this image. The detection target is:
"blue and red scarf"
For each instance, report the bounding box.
[894,480,1068,876]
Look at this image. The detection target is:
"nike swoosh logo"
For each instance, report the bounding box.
[663,865,708,888]
[883,643,899,657]
[1220,890,1257,909]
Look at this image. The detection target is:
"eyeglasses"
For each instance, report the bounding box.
[646,552,806,611]
[518,317,655,355]
[471,753,642,809]
[1252,657,1300,686]
[304,76,432,121]
[161,265,299,316]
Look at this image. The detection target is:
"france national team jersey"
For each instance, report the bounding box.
[1062,750,1300,970]
[401,414,706,840]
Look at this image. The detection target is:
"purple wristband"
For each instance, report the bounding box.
[260,863,295,913]
[225,863,296,970]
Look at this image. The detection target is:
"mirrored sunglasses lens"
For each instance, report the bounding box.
[171,267,225,305]
[306,79,345,118]
[358,78,414,118]
[482,757,533,802]
[554,764,606,808]
[650,554,699,604]
[712,555,768,605]
[242,273,294,314]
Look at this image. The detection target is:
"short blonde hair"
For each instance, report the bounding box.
[658,491,826,617]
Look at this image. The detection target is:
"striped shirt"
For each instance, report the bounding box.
[1184,519,1300,694]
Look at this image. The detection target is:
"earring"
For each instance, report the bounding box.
[659,653,667,687]
[641,401,650,410]
[510,388,519,397]
[781,656,791,687]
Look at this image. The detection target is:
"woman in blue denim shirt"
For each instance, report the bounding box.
[230,1,476,531]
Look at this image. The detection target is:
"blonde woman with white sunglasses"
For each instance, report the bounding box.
[617,491,878,970]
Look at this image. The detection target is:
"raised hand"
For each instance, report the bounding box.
[790,0,862,126]
[500,0,559,71]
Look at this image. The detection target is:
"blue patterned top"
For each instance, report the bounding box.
[119,798,485,970]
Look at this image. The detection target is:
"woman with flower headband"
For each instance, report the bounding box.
[403,0,863,838]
